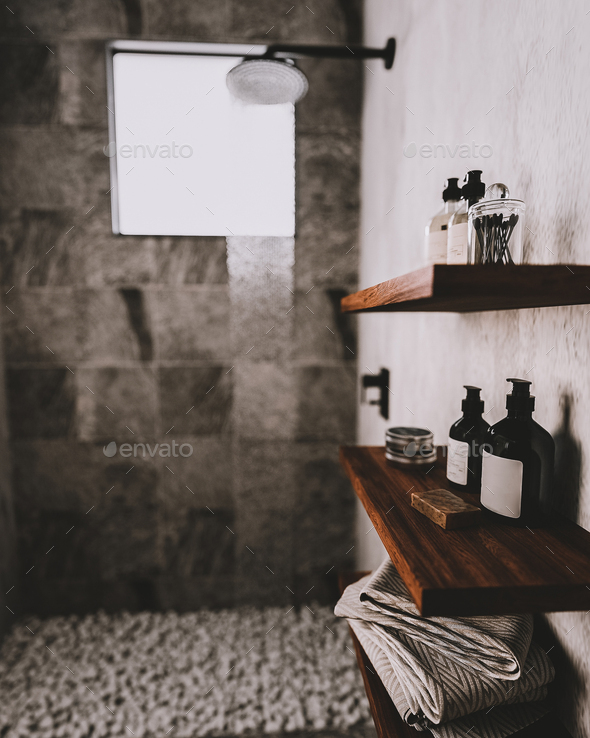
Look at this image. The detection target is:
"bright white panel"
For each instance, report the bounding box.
[111,53,295,236]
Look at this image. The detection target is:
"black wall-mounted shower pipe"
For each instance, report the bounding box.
[262,38,396,69]
[106,39,396,69]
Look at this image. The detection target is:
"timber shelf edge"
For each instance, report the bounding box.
[340,264,590,313]
[340,445,590,617]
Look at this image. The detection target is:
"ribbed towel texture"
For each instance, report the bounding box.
[335,559,555,738]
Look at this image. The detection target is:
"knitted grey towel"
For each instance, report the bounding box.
[352,618,549,738]
[335,560,554,736]
[351,558,533,680]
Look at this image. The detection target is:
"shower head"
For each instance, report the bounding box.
[226,38,395,105]
[227,58,309,105]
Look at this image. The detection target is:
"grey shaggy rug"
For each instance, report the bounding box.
[0,606,371,738]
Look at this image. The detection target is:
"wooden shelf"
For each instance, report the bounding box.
[339,572,572,738]
[340,264,590,313]
[340,446,590,617]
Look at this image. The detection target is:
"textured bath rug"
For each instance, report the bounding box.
[0,606,371,738]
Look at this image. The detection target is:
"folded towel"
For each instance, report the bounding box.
[335,560,555,738]
[352,618,548,738]
[337,559,533,680]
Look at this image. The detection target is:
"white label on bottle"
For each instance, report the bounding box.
[447,437,469,485]
[481,451,523,519]
[447,222,469,264]
[427,230,448,264]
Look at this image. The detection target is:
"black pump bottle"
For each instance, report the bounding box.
[446,386,490,494]
[481,379,555,527]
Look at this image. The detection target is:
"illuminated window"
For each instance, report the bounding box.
[107,42,295,237]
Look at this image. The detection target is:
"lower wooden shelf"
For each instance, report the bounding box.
[340,446,590,617]
[339,571,572,738]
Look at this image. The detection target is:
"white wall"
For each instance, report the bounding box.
[358,1,590,734]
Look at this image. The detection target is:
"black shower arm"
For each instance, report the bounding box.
[262,38,396,69]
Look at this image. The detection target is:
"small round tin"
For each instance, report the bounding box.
[385,426,437,466]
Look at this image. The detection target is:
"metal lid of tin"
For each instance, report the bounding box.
[385,426,436,466]
[385,448,437,465]
[386,426,432,441]
[386,437,434,453]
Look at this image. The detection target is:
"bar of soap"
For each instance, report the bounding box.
[411,489,481,530]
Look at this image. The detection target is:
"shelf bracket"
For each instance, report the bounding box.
[361,367,390,420]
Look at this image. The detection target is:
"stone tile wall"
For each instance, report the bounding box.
[0,0,362,615]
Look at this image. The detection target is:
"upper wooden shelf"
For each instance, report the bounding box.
[340,264,590,313]
[340,446,590,617]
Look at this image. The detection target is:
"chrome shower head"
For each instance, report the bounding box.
[226,38,395,105]
[226,58,309,105]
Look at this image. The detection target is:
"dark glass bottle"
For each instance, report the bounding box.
[481,378,555,527]
[447,385,490,494]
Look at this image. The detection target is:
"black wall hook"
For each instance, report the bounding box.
[361,368,390,420]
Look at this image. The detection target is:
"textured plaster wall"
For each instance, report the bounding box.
[0,0,361,616]
[358,1,590,734]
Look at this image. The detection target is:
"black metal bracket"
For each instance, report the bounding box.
[264,38,396,69]
[361,368,390,420]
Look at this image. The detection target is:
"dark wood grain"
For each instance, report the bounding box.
[340,447,590,616]
[338,572,572,738]
[340,264,590,313]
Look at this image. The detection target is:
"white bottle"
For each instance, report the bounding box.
[447,170,485,264]
[425,178,462,265]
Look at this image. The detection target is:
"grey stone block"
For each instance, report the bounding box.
[0,127,109,209]
[6,367,76,439]
[154,575,235,611]
[160,507,235,578]
[150,287,231,361]
[0,205,156,288]
[295,132,360,290]
[296,58,362,134]
[19,577,104,617]
[11,439,161,511]
[16,509,100,579]
[230,0,362,43]
[4,287,156,364]
[227,236,294,362]
[0,0,138,39]
[57,40,108,126]
[145,0,229,39]
[156,436,234,510]
[235,363,297,440]
[0,208,81,287]
[3,288,86,362]
[0,42,59,124]
[293,442,356,603]
[294,288,357,362]
[69,201,156,287]
[75,366,157,440]
[235,502,294,607]
[296,365,356,442]
[159,366,233,435]
[154,236,228,285]
[12,440,96,511]
[82,288,153,362]
[235,440,296,511]
[97,503,162,581]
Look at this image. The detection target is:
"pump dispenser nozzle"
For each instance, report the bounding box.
[506,378,535,412]
[443,178,461,202]
[462,385,484,414]
[462,170,486,205]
